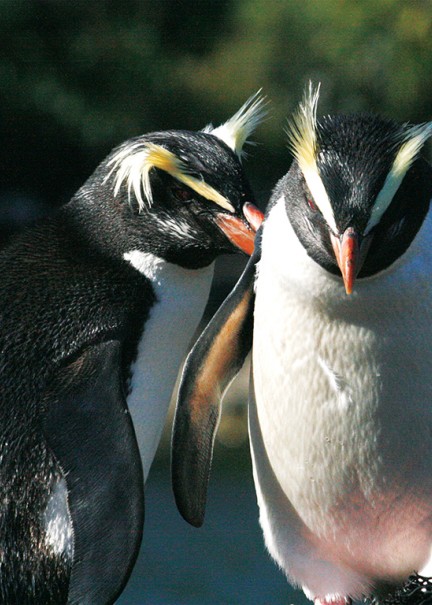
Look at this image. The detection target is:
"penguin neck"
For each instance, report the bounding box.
[123,250,215,481]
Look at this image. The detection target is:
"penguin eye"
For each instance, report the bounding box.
[172,186,193,203]
[307,196,317,212]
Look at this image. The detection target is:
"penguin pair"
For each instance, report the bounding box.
[0,94,266,604]
[173,86,432,605]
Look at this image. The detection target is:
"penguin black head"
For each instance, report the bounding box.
[74,93,266,269]
[283,85,432,293]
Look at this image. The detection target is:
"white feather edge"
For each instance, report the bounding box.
[204,90,268,159]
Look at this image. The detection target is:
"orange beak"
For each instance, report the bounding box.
[330,227,374,294]
[215,202,264,255]
[330,227,360,295]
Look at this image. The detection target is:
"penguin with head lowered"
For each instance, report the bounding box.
[0,94,265,604]
[172,86,432,604]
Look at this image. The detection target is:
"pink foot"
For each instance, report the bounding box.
[314,597,352,605]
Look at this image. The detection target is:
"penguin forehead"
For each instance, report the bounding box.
[316,114,402,181]
[315,114,403,230]
[154,131,246,184]
[152,130,251,208]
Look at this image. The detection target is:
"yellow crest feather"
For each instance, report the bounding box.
[107,142,234,213]
[286,83,338,233]
[205,91,268,159]
[287,82,320,171]
[366,121,432,234]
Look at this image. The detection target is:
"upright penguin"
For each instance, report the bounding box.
[172,87,432,604]
[0,93,265,604]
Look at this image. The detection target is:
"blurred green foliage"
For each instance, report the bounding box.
[1,0,432,208]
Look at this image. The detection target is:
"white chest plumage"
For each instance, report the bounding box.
[251,197,432,599]
[124,251,214,480]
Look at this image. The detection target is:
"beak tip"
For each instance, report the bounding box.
[215,202,264,256]
[331,228,360,296]
[242,202,265,232]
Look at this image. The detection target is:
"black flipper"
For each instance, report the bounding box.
[43,340,144,605]
[172,228,262,527]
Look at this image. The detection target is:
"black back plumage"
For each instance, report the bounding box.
[0,211,152,603]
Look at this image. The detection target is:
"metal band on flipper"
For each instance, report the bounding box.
[172,228,262,527]
[43,341,144,605]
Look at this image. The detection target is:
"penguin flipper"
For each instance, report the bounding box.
[172,228,262,527]
[43,340,144,605]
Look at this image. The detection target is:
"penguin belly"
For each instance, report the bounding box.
[250,200,432,600]
[124,251,214,480]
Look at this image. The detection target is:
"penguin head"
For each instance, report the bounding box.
[283,85,432,293]
[89,93,266,269]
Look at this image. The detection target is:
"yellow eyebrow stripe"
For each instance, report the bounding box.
[366,122,432,234]
[108,142,234,213]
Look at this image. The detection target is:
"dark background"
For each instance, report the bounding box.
[2,2,432,603]
[2,0,432,239]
